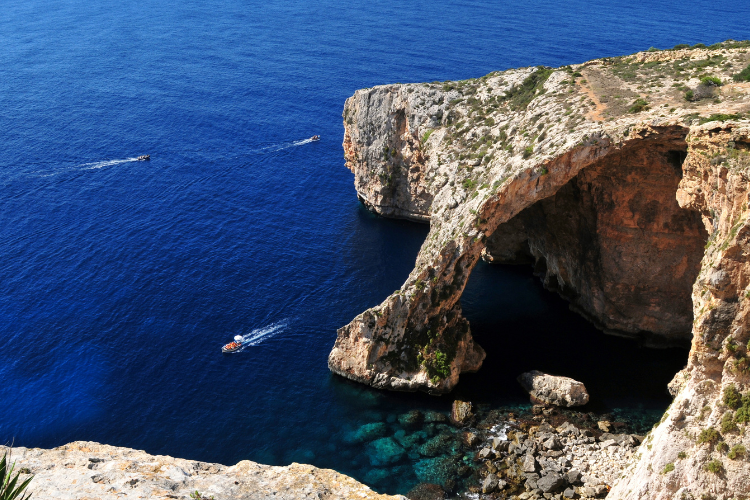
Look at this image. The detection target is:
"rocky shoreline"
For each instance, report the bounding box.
[449,403,644,500]
[6,402,656,500]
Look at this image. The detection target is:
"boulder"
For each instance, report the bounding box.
[517,371,589,407]
[597,421,612,432]
[449,400,474,426]
[537,473,566,493]
[522,454,538,473]
[563,487,576,499]
[543,436,562,451]
[565,469,582,485]
[481,474,499,494]
[461,431,479,447]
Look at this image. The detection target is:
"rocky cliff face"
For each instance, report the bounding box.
[331,42,750,498]
[8,441,404,500]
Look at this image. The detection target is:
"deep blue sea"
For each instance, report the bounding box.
[1,0,748,494]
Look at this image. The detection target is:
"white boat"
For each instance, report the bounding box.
[137,155,150,161]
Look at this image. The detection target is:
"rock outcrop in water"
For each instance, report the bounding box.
[8,441,404,500]
[331,42,750,499]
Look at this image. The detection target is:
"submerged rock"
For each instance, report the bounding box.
[517,370,589,407]
[405,483,446,500]
[412,456,461,487]
[418,433,457,457]
[367,437,406,466]
[398,410,424,429]
[347,422,389,443]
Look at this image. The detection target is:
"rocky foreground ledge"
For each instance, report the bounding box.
[8,441,404,500]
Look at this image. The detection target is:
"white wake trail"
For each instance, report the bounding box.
[238,319,289,348]
[81,157,141,170]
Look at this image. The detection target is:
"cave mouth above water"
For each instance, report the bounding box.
[480,132,707,347]
[458,260,690,412]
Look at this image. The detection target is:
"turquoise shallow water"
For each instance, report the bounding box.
[1,0,748,494]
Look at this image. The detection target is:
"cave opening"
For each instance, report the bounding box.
[454,131,708,423]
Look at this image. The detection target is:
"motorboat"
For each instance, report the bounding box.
[310,135,320,141]
[222,335,245,353]
[137,155,150,161]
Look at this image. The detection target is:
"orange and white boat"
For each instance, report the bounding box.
[222,335,245,353]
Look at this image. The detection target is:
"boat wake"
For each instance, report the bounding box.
[80,157,142,170]
[28,157,146,178]
[234,319,289,351]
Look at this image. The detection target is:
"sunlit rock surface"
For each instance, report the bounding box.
[9,442,405,500]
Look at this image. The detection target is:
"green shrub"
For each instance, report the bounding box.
[734,64,750,82]
[693,43,707,49]
[421,129,433,143]
[677,451,687,459]
[684,90,695,101]
[0,450,34,500]
[628,98,649,113]
[700,76,722,87]
[697,427,719,444]
[503,66,554,111]
[717,441,729,453]
[647,47,660,52]
[462,179,477,190]
[523,146,534,159]
[672,43,691,50]
[721,412,737,433]
[484,117,495,127]
[662,462,675,474]
[728,444,746,459]
[704,459,723,474]
[724,384,742,409]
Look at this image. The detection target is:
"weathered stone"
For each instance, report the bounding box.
[449,400,474,427]
[543,436,562,451]
[537,473,566,493]
[482,473,499,494]
[491,438,508,452]
[478,447,494,460]
[11,442,404,500]
[596,421,611,433]
[565,469,582,485]
[563,488,576,499]
[522,454,539,473]
[461,431,479,447]
[517,371,590,407]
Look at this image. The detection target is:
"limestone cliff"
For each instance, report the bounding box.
[8,441,404,500]
[331,42,750,498]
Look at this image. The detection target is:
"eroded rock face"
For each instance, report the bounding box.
[517,370,590,407]
[609,124,750,500]
[333,43,750,498]
[8,441,404,500]
[484,131,706,343]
